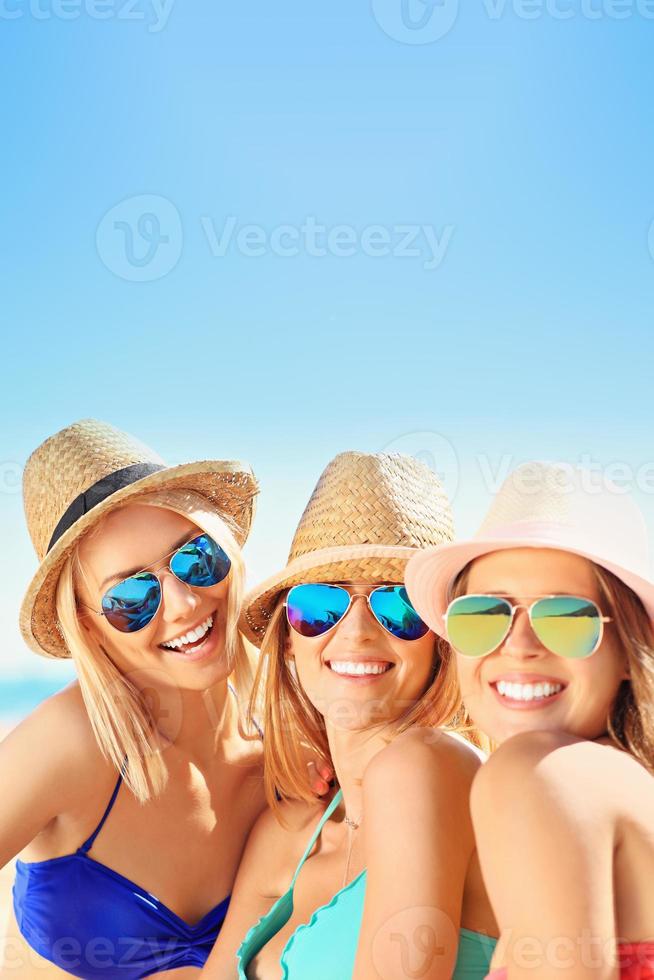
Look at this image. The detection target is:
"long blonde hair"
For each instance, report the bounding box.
[248,588,486,813]
[55,488,257,803]
[595,566,654,774]
[449,559,654,772]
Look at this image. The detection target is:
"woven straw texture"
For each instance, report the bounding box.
[20,419,258,659]
[241,451,454,643]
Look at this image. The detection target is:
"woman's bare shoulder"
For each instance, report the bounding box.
[364,725,483,791]
[241,793,336,896]
[472,731,653,834]
[2,681,112,792]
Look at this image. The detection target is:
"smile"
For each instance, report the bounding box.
[490,677,568,706]
[326,660,394,677]
[160,614,214,652]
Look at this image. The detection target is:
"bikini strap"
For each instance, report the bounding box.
[290,788,344,886]
[78,756,129,854]
[227,680,264,738]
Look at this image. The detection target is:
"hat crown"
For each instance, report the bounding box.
[478,460,650,576]
[288,451,455,561]
[23,419,165,561]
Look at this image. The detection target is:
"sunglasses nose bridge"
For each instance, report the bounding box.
[499,604,544,656]
[333,592,378,634]
[159,567,202,618]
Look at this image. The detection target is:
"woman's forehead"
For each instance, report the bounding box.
[78,505,196,573]
[466,548,597,591]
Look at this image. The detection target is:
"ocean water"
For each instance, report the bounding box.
[0,673,75,727]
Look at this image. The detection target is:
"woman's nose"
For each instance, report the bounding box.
[501,607,545,659]
[159,571,202,623]
[337,594,378,640]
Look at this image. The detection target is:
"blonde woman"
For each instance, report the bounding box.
[202,452,499,980]
[1,419,328,980]
[406,462,654,980]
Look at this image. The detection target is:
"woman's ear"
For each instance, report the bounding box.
[283,634,295,661]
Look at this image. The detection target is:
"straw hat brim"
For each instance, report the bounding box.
[240,544,422,643]
[21,460,258,659]
[405,537,654,639]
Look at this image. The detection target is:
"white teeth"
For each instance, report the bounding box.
[162,615,213,650]
[328,661,391,676]
[495,680,563,701]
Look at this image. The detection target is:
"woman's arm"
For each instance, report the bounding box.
[353,728,481,980]
[200,798,317,980]
[470,732,618,980]
[0,684,103,868]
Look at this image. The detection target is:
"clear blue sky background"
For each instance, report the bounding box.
[1,2,654,684]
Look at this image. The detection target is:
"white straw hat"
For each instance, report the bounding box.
[405,460,654,638]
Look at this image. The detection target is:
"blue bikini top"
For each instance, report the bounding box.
[237,788,497,979]
[12,758,230,978]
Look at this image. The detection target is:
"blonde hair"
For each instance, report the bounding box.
[594,566,654,774]
[449,558,654,772]
[247,588,486,813]
[55,488,257,803]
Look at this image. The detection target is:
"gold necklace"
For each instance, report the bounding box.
[342,812,361,889]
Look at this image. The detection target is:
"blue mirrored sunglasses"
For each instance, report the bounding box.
[82,533,231,634]
[285,583,429,642]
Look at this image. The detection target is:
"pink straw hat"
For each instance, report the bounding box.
[405,460,654,638]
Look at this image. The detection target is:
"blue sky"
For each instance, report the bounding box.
[2,2,654,681]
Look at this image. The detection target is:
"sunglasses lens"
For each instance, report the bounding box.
[170,534,231,587]
[368,586,429,641]
[286,584,350,638]
[102,572,161,633]
[446,595,513,658]
[530,596,602,659]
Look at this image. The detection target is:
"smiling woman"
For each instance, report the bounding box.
[0,418,273,980]
[405,462,654,980]
[201,451,498,980]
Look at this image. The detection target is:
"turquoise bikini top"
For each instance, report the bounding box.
[236,788,497,979]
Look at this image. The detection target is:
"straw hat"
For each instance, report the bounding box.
[405,460,654,638]
[20,419,258,659]
[240,451,455,643]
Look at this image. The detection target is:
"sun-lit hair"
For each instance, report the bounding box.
[247,587,487,814]
[593,566,654,774]
[449,559,654,773]
[55,488,258,803]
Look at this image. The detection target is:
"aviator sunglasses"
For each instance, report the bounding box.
[82,533,231,634]
[285,583,429,642]
[445,593,612,660]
